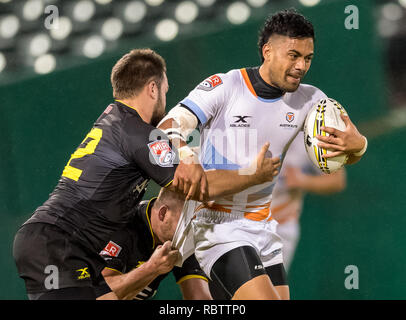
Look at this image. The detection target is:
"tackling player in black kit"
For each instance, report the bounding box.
[99,191,211,300]
[13,49,181,300]
[13,48,281,300]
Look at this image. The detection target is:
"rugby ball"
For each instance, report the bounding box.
[303,98,349,174]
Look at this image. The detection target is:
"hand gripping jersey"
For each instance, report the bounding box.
[100,199,207,300]
[180,68,327,221]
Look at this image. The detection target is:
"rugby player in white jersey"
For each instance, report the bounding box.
[271,131,346,272]
[158,9,368,300]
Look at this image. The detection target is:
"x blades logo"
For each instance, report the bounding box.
[76,267,91,280]
[230,115,252,127]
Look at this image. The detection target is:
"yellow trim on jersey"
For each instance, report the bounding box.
[176,275,208,285]
[115,100,141,116]
[163,179,173,188]
[104,267,123,275]
[145,197,158,249]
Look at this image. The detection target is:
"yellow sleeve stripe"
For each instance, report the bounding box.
[176,275,208,284]
[104,267,123,275]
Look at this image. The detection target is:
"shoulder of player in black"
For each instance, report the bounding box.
[245,66,284,99]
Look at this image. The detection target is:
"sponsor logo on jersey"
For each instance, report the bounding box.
[148,140,175,167]
[100,241,122,257]
[286,112,295,123]
[279,112,298,128]
[76,267,91,280]
[197,75,223,91]
[230,115,252,127]
[136,261,146,268]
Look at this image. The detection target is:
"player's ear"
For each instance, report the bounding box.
[158,205,168,221]
[262,42,272,61]
[147,80,158,100]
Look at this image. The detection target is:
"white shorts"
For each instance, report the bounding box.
[192,209,284,279]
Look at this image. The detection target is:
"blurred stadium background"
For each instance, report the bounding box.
[0,0,405,299]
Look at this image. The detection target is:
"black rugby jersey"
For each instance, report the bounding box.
[25,101,178,253]
[100,198,207,300]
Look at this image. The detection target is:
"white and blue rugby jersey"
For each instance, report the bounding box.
[180,68,327,221]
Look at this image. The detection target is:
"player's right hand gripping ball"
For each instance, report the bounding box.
[304,98,349,174]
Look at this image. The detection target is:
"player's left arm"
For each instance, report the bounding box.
[316,113,367,165]
[285,166,346,194]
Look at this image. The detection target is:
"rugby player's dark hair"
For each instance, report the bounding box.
[111,48,166,99]
[258,9,315,62]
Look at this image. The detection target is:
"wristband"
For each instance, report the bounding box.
[178,145,197,161]
[353,136,368,157]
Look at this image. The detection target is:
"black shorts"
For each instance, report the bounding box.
[13,222,111,299]
[208,246,288,300]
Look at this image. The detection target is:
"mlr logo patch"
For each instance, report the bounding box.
[197,74,223,91]
[148,140,175,167]
[100,241,122,257]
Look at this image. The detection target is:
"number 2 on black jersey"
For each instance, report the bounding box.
[62,128,103,181]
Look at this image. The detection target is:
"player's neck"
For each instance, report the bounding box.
[117,97,154,124]
[258,65,285,95]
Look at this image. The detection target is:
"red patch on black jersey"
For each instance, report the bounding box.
[100,241,122,257]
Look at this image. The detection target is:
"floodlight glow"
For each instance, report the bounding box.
[95,0,112,4]
[399,0,406,9]
[298,0,320,7]
[83,35,105,58]
[50,16,72,40]
[0,15,20,39]
[0,52,6,73]
[22,0,44,21]
[124,1,147,23]
[34,54,56,74]
[226,2,251,25]
[155,19,179,41]
[73,0,96,22]
[145,0,164,6]
[101,18,123,41]
[175,1,199,24]
[378,19,398,38]
[196,0,216,7]
[247,0,268,7]
[382,3,403,21]
[29,33,51,56]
